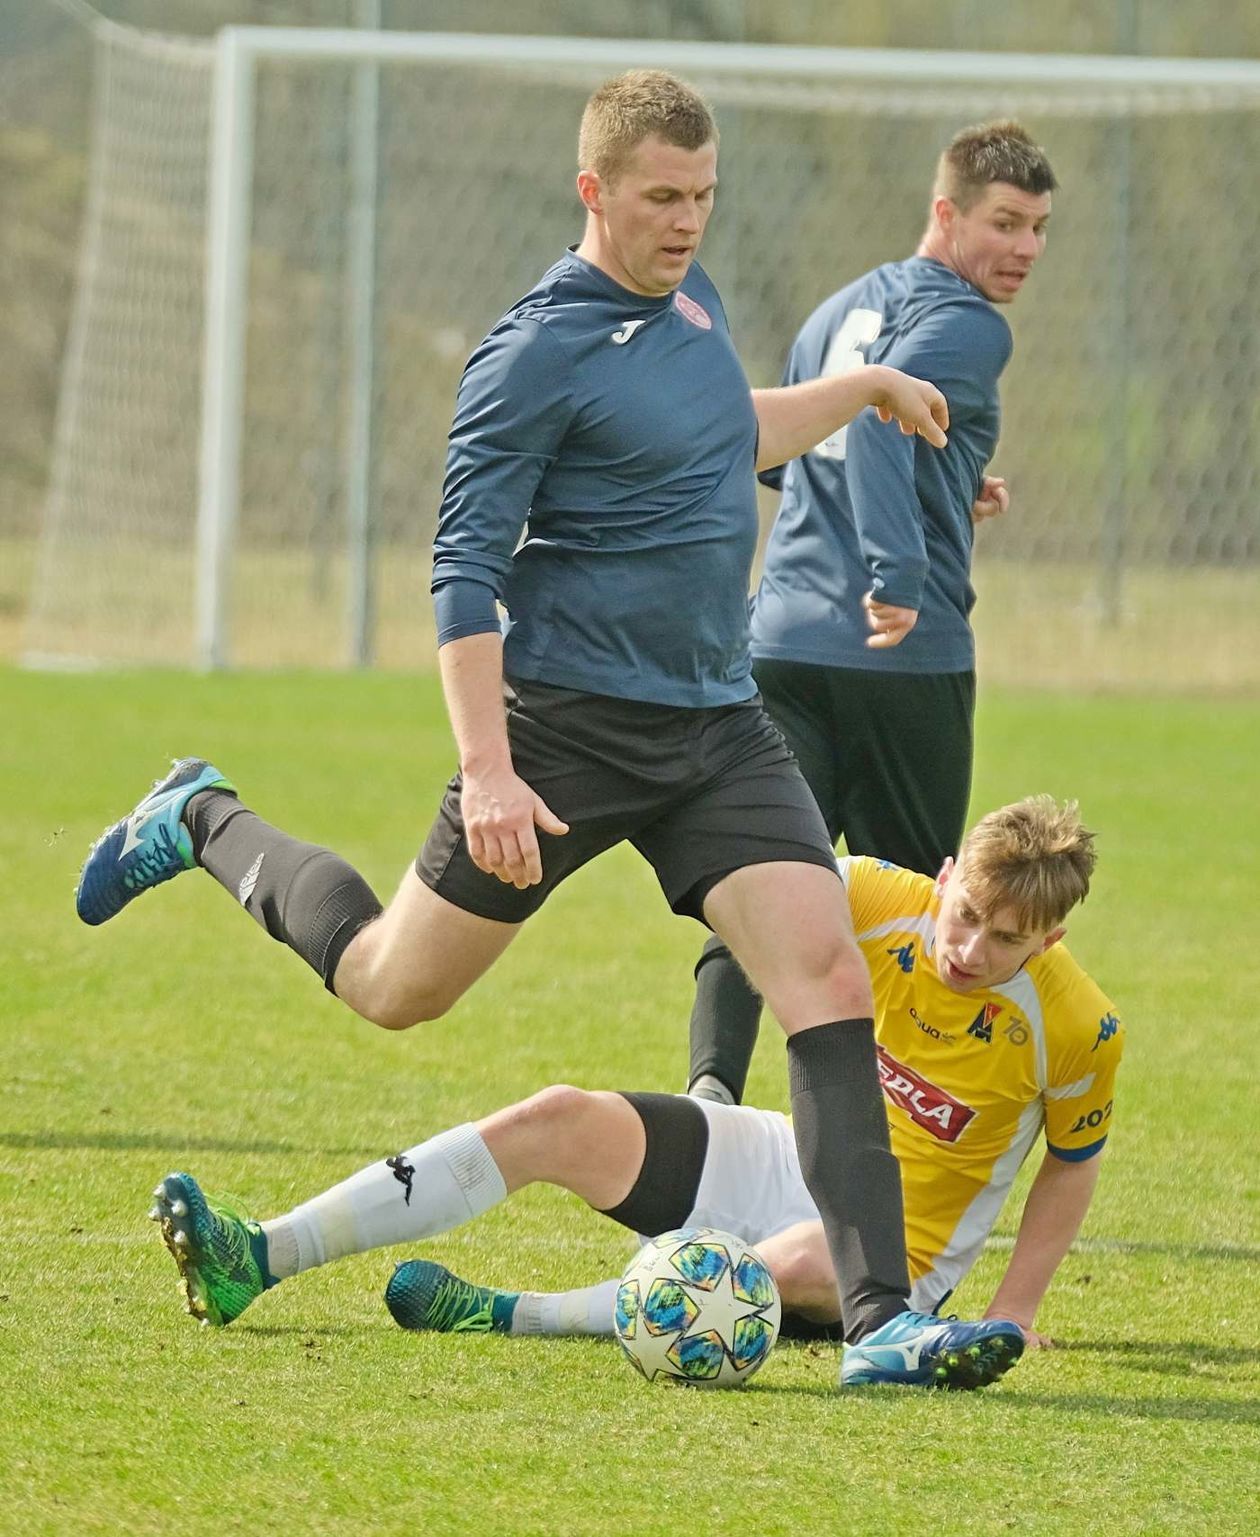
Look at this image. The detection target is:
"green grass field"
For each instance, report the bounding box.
[3,667,1258,1536]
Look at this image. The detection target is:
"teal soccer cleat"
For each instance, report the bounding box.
[840,1310,1024,1390]
[75,758,233,925]
[385,1260,518,1334]
[150,1172,276,1327]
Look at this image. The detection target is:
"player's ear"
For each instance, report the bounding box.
[1039,926,1067,955]
[933,195,957,233]
[577,169,603,215]
[935,856,954,895]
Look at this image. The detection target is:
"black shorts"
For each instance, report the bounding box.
[753,658,976,876]
[416,680,837,924]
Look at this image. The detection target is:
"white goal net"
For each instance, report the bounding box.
[24,23,1260,689]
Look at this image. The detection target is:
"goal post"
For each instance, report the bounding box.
[25,22,1260,687]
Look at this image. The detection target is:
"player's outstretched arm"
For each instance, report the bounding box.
[438,631,568,888]
[982,1150,1104,1348]
[751,364,948,473]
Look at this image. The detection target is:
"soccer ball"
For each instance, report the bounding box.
[613,1227,781,1387]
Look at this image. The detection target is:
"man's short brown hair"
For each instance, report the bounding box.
[958,796,1096,932]
[578,69,718,184]
[934,120,1058,211]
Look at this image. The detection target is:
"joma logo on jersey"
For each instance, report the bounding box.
[877,1046,976,1142]
[967,1002,1002,1044]
[887,941,916,974]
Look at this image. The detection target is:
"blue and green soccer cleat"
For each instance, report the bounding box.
[385,1260,518,1334]
[75,757,234,926]
[150,1172,276,1327]
[840,1310,1025,1390]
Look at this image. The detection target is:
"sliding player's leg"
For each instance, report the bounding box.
[150,1085,651,1329]
[390,1100,824,1340]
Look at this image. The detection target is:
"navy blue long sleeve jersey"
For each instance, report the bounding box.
[751,257,1012,675]
[431,250,761,708]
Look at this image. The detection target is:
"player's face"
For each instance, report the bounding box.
[933,858,1064,993]
[942,182,1052,305]
[577,135,718,297]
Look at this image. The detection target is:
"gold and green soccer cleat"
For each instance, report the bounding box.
[385,1260,518,1334]
[150,1172,276,1327]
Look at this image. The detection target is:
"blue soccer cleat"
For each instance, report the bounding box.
[75,758,234,926]
[840,1310,1025,1390]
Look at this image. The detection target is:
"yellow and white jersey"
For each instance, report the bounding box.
[839,855,1125,1309]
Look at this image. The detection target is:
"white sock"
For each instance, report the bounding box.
[261,1123,507,1278]
[509,1279,619,1337]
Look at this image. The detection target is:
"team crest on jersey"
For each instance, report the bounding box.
[967,1002,1001,1044]
[887,940,916,974]
[674,290,712,330]
[877,1046,976,1143]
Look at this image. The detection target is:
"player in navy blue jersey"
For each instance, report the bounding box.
[78,72,1027,1388]
[688,122,1057,1110]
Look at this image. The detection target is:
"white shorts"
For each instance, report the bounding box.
[683,1102,820,1243]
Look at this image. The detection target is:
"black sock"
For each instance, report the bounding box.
[787,1019,910,1343]
[185,790,383,992]
[687,935,763,1104]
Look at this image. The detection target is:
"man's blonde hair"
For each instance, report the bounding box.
[934,120,1057,211]
[578,69,717,184]
[958,796,1096,931]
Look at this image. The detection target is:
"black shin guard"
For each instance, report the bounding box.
[687,935,763,1104]
[186,791,383,991]
[787,1019,911,1343]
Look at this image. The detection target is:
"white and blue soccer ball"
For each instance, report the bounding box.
[614,1227,781,1387]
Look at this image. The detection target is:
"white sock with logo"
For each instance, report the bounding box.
[510,1279,619,1337]
[261,1123,507,1278]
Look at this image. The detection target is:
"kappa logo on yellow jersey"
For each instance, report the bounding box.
[1093,1012,1121,1051]
[886,940,916,974]
[877,1045,976,1143]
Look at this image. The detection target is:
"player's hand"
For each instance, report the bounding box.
[461,767,569,888]
[864,592,918,649]
[869,366,949,448]
[972,475,1010,525]
[982,1307,1056,1350]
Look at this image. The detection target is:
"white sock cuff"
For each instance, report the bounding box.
[435,1122,507,1216]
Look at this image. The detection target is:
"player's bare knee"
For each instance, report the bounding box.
[767,1234,838,1314]
[514,1083,591,1130]
[350,978,458,1030]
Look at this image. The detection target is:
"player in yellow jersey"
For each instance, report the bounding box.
[149,797,1120,1372]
